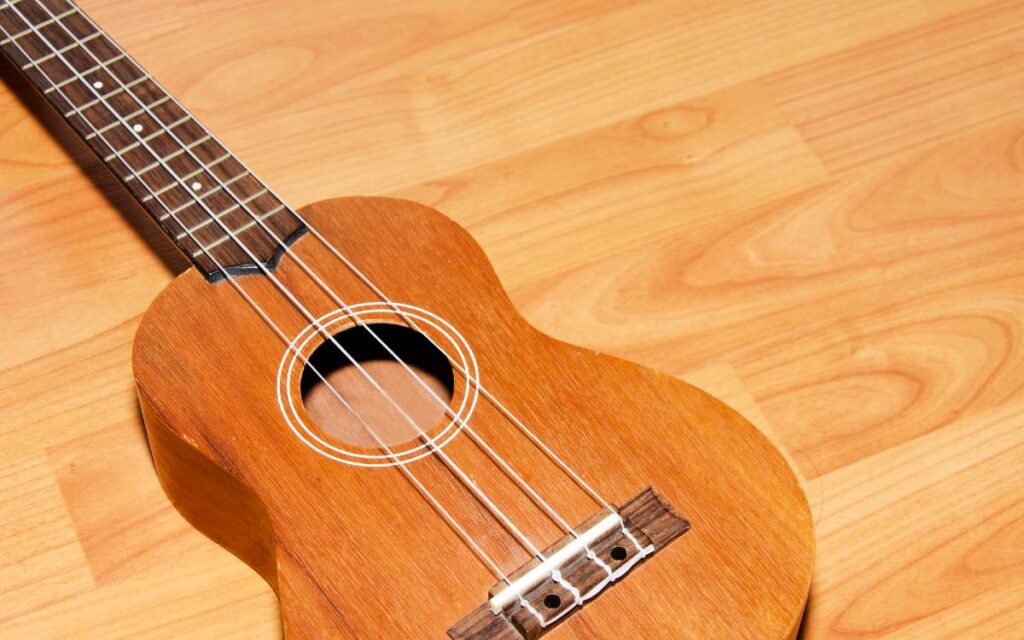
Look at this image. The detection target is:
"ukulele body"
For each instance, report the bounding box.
[133,196,814,639]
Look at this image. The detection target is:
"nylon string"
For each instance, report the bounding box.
[48,0,607,549]
[2,0,639,594]
[0,1,526,585]
[0,2,528,587]
[6,0,574,585]
[69,0,617,519]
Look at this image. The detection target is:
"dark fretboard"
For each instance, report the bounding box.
[0,0,305,281]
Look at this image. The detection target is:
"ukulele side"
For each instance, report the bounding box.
[134,195,814,639]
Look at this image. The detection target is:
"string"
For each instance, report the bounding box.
[57,0,626,578]
[0,0,521,586]
[22,0,560,565]
[123,116,588,535]
[297,229,618,513]
[6,0,634,593]
[228,209,590,534]
[68,2,616,518]
[28,0,588,551]
[8,3,648,623]
[26,4,618,599]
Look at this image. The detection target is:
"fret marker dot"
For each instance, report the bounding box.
[133,123,143,133]
[92,81,103,90]
[191,181,202,191]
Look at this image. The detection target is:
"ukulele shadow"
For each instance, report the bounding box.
[2,54,186,486]
[0,54,189,278]
[795,591,814,640]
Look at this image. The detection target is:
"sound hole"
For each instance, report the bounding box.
[300,323,455,449]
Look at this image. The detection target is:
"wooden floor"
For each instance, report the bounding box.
[2,0,1023,637]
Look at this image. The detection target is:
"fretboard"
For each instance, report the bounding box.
[0,0,305,281]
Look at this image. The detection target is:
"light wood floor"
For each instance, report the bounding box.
[2,1,1023,637]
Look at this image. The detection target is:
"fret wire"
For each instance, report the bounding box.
[45,5,295,259]
[223,170,253,188]
[142,164,209,202]
[84,115,125,140]
[101,115,190,160]
[60,2,309,269]
[153,113,190,136]
[46,52,126,94]
[63,74,147,116]
[21,29,99,69]
[102,121,180,160]
[178,198,283,240]
[163,180,265,232]
[124,125,196,181]
[176,187,266,237]
[189,205,287,255]
[160,198,207,221]
[99,95,171,146]
[145,175,185,199]
[207,152,232,170]
[143,158,247,203]
[239,185,267,203]
[4,0,292,271]
[180,165,207,182]
[134,94,170,116]
[137,134,213,201]
[183,154,234,182]
[160,134,210,163]
[0,6,74,44]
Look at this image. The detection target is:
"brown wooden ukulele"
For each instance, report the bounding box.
[1,1,814,637]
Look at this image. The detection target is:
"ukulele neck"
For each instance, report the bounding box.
[0,0,305,281]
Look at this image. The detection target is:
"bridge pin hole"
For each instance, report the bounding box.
[543,594,562,610]
[610,546,628,561]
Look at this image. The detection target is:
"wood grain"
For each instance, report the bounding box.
[132,196,812,638]
[1,0,1023,637]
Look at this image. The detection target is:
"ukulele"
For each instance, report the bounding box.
[1,1,814,638]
